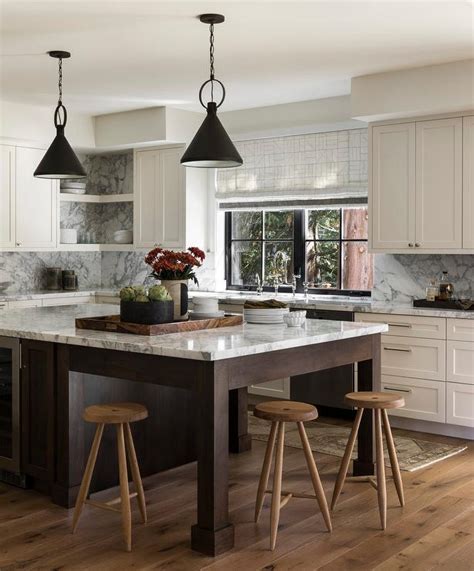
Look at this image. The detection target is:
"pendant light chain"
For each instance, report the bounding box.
[209,22,215,102]
[57,57,63,105]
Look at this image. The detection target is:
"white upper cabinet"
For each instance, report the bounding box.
[0,145,58,250]
[0,145,16,248]
[15,147,58,249]
[134,146,185,249]
[371,123,415,250]
[415,118,462,249]
[463,115,474,248]
[370,113,471,253]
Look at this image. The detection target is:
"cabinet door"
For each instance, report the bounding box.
[415,118,462,249]
[0,337,20,473]
[371,123,415,250]
[134,147,185,249]
[21,340,56,481]
[447,382,474,427]
[21,340,55,481]
[15,147,58,249]
[463,116,474,248]
[0,145,16,248]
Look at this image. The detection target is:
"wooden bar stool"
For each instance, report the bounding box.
[254,401,332,550]
[331,391,405,530]
[72,403,148,552]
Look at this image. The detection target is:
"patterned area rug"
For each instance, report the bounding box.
[249,414,468,472]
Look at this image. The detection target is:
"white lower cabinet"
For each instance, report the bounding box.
[381,375,446,423]
[381,335,445,381]
[42,295,94,306]
[447,383,474,427]
[447,341,474,385]
[249,378,291,399]
[95,295,120,305]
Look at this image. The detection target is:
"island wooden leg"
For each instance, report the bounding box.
[229,387,252,453]
[191,362,235,556]
[353,334,380,476]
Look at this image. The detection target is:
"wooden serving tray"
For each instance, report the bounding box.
[75,314,243,336]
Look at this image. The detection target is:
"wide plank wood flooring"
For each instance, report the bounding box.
[0,424,472,570]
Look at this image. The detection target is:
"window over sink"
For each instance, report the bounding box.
[225,207,373,296]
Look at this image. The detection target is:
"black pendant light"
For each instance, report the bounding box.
[34,51,86,179]
[181,14,243,169]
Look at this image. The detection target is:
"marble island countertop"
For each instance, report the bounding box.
[0,303,388,361]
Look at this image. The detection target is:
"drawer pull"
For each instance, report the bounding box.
[383,346,412,353]
[383,386,412,394]
[387,322,412,328]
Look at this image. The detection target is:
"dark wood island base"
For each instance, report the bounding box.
[20,333,381,556]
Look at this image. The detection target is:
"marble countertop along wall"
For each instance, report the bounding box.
[0,304,388,361]
[1,288,474,319]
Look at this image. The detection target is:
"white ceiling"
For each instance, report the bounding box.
[0,0,472,116]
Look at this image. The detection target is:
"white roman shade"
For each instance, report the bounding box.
[217,128,368,209]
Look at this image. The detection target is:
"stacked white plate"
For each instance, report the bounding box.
[191,297,224,319]
[61,180,87,194]
[244,307,289,324]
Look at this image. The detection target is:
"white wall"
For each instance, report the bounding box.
[219,95,364,140]
[0,99,95,149]
[351,59,474,121]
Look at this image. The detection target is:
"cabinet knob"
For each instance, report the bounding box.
[16,242,21,247]
[408,243,414,247]
[415,243,421,247]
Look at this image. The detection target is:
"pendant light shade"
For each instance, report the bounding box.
[180,102,242,168]
[34,51,86,179]
[181,14,242,169]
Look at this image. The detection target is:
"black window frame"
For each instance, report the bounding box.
[225,208,371,297]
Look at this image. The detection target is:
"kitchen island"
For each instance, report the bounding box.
[0,304,387,556]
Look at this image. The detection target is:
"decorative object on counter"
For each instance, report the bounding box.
[113,229,133,244]
[283,310,307,327]
[191,297,224,319]
[60,180,87,194]
[413,298,474,311]
[60,228,78,244]
[45,267,63,290]
[76,313,243,336]
[62,270,78,291]
[425,279,438,302]
[145,246,206,321]
[437,271,454,300]
[119,285,173,325]
[0,281,13,293]
[34,51,86,180]
[244,307,290,324]
[243,299,288,309]
[180,14,243,169]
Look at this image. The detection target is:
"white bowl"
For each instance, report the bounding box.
[283,313,306,327]
[113,230,133,244]
[60,228,78,244]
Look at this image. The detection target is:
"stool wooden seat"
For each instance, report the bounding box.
[254,401,332,550]
[72,402,149,552]
[331,391,405,530]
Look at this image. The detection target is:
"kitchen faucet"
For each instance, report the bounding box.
[255,273,263,295]
[291,272,301,297]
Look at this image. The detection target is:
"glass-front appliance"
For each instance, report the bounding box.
[0,337,20,473]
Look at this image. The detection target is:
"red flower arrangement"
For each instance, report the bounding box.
[145,246,206,285]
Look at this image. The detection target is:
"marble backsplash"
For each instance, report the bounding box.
[60,202,133,244]
[373,254,474,302]
[0,252,101,294]
[82,151,133,195]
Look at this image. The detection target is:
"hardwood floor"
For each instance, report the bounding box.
[0,423,472,570]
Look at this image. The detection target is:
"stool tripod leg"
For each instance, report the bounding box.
[382,409,404,507]
[270,421,285,551]
[331,407,363,510]
[297,422,332,532]
[374,409,387,530]
[117,423,132,551]
[72,423,104,533]
[124,423,147,523]
[255,421,278,523]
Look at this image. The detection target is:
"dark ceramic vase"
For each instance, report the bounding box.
[120,300,174,325]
